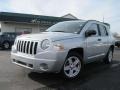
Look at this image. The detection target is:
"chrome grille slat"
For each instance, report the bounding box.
[22,41,25,52]
[30,42,34,54]
[28,41,32,54]
[18,41,20,51]
[32,42,35,54]
[34,42,38,54]
[26,41,30,54]
[23,41,27,53]
[19,41,22,52]
[21,41,23,52]
[16,40,38,55]
[25,41,28,53]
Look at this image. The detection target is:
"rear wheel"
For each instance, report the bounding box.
[104,48,113,64]
[61,52,83,79]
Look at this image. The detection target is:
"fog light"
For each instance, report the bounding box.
[39,63,48,71]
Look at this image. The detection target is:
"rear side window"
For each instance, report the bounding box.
[99,25,108,36]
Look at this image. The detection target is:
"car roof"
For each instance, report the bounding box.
[61,20,110,26]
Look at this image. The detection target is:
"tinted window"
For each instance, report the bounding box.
[6,34,11,38]
[99,25,108,36]
[3,33,16,38]
[87,23,99,36]
[11,34,16,38]
[3,33,10,37]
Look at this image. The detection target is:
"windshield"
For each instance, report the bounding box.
[46,21,85,34]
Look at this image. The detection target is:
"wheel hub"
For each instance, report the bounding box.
[70,64,74,68]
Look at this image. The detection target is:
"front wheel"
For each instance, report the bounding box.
[2,42,10,50]
[61,52,83,79]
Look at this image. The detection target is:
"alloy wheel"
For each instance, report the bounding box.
[63,56,81,78]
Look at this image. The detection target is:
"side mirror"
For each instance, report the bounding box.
[85,30,96,37]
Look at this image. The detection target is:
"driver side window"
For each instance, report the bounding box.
[87,23,99,36]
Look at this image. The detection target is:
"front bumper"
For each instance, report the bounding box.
[11,50,68,73]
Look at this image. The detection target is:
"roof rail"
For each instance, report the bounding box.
[103,22,110,26]
[87,20,110,27]
[87,20,98,22]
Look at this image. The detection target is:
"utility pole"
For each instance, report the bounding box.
[103,16,105,23]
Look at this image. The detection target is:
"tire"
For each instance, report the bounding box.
[104,48,113,64]
[61,52,83,79]
[2,41,10,50]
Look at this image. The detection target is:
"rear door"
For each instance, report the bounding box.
[98,24,109,54]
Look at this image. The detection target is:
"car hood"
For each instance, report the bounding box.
[17,32,80,41]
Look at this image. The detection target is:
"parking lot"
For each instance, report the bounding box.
[0,48,120,90]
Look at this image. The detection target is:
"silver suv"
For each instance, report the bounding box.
[11,20,115,79]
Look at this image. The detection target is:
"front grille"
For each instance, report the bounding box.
[17,40,38,55]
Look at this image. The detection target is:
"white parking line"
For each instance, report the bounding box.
[111,63,120,68]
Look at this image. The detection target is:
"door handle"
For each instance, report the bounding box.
[98,39,101,41]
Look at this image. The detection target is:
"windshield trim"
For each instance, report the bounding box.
[77,21,87,34]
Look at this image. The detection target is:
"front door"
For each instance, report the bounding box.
[85,23,103,62]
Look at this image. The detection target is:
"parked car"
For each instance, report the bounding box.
[0,32,21,49]
[11,20,115,79]
[115,40,120,48]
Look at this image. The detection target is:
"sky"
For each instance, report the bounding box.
[0,0,120,34]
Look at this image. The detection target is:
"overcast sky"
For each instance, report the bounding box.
[0,0,120,34]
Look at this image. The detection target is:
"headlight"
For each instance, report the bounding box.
[41,39,50,50]
[14,38,17,45]
[53,43,64,51]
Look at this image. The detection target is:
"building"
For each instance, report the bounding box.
[0,12,77,34]
[62,13,78,19]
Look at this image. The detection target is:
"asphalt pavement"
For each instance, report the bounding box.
[0,48,120,90]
